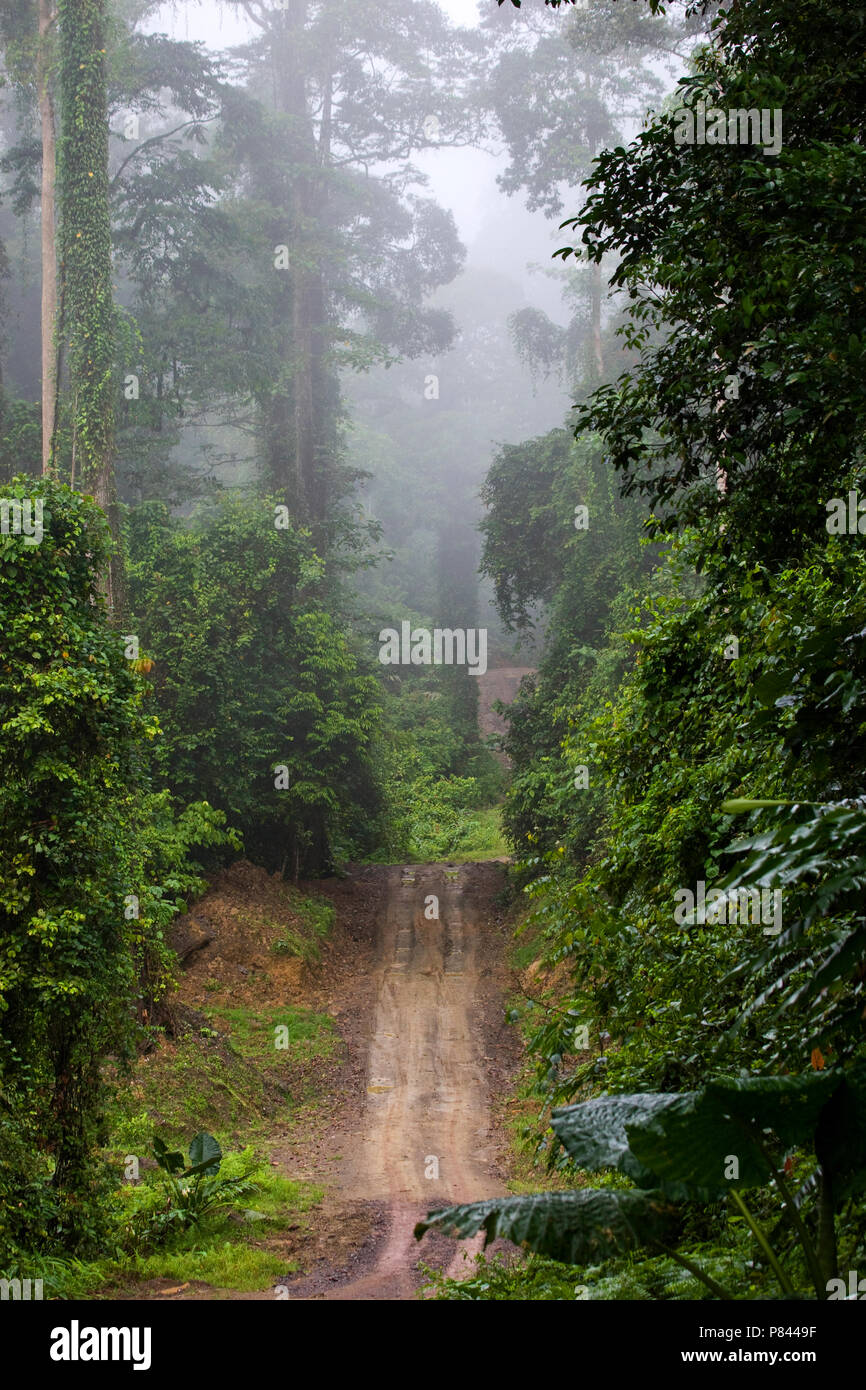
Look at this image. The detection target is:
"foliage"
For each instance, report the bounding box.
[10,1147,322,1296]
[0,475,147,1246]
[126,494,382,875]
[131,1130,259,1243]
[382,768,491,863]
[0,476,237,1259]
[421,1249,580,1301]
[479,0,866,1302]
[0,395,40,483]
[720,798,866,1064]
[421,1242,761,1301]
[500,527,866,1110]
[371,676,506,861]
[480,429,655,863]
[419,1064,866,1298]
[562,0,866,560]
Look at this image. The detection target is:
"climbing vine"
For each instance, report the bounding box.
[55,0,115,502]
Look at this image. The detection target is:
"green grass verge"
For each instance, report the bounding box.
[24,1154,324,1298]
[443,805,510,863]
[107,1004,339,1154]
[270,890,335,961]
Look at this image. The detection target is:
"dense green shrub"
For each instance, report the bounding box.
[127,495,382,875]
[0,477,237,1259]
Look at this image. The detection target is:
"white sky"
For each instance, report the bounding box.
[150,0,481,44]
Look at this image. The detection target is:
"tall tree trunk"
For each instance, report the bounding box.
[590,259,604,381]
[57,0,125,618]
[274,0,332,530]
[38,0,58,472]
[587,124,604,383]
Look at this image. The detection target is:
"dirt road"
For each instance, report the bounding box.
[289,861,514,1300]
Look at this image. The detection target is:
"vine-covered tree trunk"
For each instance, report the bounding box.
[38,0,58,472]
[57,0,125,617]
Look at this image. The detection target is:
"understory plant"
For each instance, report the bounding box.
[136,1132,259,1245]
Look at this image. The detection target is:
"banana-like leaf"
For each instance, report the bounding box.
[414,1189,679,1265]
[627,1073,839,1194]
[551,1093,676,1187]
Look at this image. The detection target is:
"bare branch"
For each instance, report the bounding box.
[110,116,219,189]
[238,0,269,31]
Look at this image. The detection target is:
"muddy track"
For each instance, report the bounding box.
[287,861,513,1301]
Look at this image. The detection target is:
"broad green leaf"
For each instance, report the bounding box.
[751,673,791,708]
[152,1137,185,1175]
[551,1093,676,1186]
[414,1189,679,1265]
[627,1074,840,1194]
[185,1131,222,1177]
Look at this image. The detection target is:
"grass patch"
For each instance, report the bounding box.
[125,1240,290,1292]
[0,1254,109,1301]
[399,800,509,864]
[206,1005,338,1070]
[107,1033,266,1147]
[509,916,545,973]
[499,1085,574,1197]
[445,805,510,863]
[270,888,335,961]
[106,1006,340,1158]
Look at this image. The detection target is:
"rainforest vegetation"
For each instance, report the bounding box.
[0,0,864,1307]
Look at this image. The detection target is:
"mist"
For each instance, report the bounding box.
[6,0,857,1331]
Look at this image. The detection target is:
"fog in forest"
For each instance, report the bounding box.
[0,0,688,669]
[8,0,860,1323]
